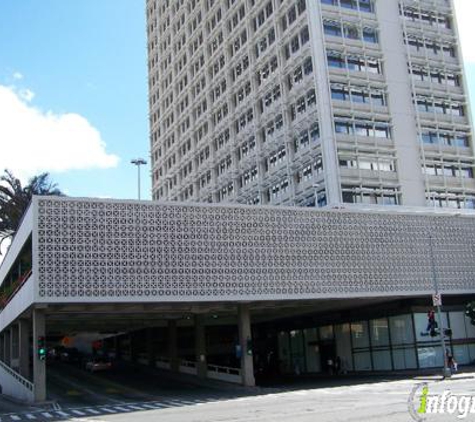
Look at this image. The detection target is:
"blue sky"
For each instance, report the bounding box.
[0,0,150,199]
[0,1,474,201]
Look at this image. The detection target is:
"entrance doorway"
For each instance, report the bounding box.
[319,341,336,374]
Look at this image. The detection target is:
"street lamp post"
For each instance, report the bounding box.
[131,158,147,200]
[428,232,452,378]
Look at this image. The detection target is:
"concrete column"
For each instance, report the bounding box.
[194,315,207,378]
[0,333,4,362]
[238,304,255,387]
[4,329,11,366]
[375,2,426,206]
[307,1,343,205]
[168,320,179,372]
[19,319,31,379]
[32,309,46,402]
[10,325,19,370]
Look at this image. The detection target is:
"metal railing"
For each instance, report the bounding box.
[0,359,33,392]
[207,364,241,376]
[0,269,32,309]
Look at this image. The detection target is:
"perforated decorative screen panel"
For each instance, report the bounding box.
[34,197,475,303]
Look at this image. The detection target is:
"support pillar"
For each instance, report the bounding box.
[168,320,179,372]
[11,325,19,370]
[194,315,207,378]
[238,304,255,387]
[4,329,11,366]
[0,333,4,362]
[32,309,46,402]
[19,319,30,379]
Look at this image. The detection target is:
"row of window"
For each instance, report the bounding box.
[283,26,310,60]
[331,84,386,107]
[421,131,469,148]
[342,186,399,205]
[334,119,391,139]
[426,194,475,210]
[410,66,460,87]
[406,36,455,58]
[401,7,451,29]
[339,158,395,172]
[324,21,378,43]
[290,89,317,121]
[295,158,324,184]
[321,0,373,13]
[423,164,474,179]
[327,51,382,74]
[415,97,464,117]
[281,0,307,32]
[287,57,313,91]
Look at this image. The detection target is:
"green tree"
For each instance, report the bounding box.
[465,301,475,326]
[0,170,63,253]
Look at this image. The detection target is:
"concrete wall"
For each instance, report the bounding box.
[0,360,34,403]
[32,196,475,304]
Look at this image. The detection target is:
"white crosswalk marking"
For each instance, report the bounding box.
[141,403,162,409]
[166,400,185,405]
[55,411,70,418]
[10,416,21,421]
[113,406,131,412]
[99,407,116,413]
[41,413,54,418]
[126,405,144,410]
[85,408,101,414]
[71,410,87,416]
[25,415,37,420]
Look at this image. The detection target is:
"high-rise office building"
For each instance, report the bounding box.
[147,0,474,209]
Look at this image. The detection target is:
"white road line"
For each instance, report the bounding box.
[55,411,70,418]
[71,410,87,416]
[141,404,163,409]
[85,408,101,414]
[113,406,131,412]
[165,400,186,405]
[41,413,54,418]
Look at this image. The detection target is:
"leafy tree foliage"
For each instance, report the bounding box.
[465,301,475,326]
[0,170,63,252]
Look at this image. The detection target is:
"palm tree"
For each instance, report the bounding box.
[0,170,63,253]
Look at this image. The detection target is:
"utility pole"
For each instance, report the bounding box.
[428,233,451,378]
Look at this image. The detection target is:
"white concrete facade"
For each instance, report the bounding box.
[0,196,474,401]
[147,0,475,209]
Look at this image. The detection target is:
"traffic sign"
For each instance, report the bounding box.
[432,293,442,307]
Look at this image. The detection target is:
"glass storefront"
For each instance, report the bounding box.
[276,309,475,375]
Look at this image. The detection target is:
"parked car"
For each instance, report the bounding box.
[85,357,113,373]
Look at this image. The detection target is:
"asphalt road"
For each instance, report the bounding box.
[1,364,475,421]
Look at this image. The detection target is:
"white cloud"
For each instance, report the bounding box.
[12,72,23,80]
[454,0,475,63]
[0,85,119,181]
[19,88,35,102]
